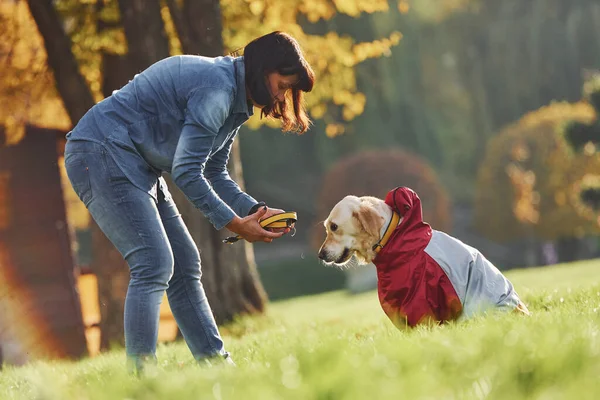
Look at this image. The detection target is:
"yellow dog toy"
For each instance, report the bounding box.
[222,211,298,244]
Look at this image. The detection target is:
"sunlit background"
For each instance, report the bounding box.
[1,0,599,365]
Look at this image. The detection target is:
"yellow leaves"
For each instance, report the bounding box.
[583,75,600,99]
[55,0,127,102]
[332,0,389,17]
[0,1,45,73]
[161,4,182,56]
[342,92,365,121]
[0,0,401,141]
[583,142,596,156]
[332,90,352,105]
[244,112,282,130]
[352,31,402,63]
[278,0,390,22]
[0,0,71,141]
[310,104,327,119]
[520,101,596,129]
[555,191,567,207]
[325,123,345,138]
[298,0,336,22]
[410,0,475,22]
[248,0,266,16]
[398,0,410,14]
[510,142,530,162]
[11,41,33,70]
[506,164,539,224]
[221,1,401,133]
[98,1,120,22]
[571,174,600,225]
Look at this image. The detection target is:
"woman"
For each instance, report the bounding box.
[64,31,315,372]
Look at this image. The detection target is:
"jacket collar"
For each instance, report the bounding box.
[233,56,254,118]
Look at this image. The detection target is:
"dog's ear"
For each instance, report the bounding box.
[354,204,381,237]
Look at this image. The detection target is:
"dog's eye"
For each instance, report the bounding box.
[330,223,338,232]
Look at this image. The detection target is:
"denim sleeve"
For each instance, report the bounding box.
[171,88,237,230]
[204,129,258,217]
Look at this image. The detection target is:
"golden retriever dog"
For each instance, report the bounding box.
[318,186,530,329]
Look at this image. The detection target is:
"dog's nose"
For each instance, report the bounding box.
[318,248,326,260]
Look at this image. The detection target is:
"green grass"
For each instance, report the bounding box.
[2,259,600,400]
[258,254,346,301]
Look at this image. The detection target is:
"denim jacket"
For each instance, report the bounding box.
[66,55,258,230]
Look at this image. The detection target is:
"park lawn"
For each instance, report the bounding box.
[1,259,599,400]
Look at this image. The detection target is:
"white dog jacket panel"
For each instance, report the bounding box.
[424,230,522,320]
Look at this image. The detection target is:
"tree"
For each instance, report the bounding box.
[0,0,71,143]
[24,0,129,351]
[474,101,600,262]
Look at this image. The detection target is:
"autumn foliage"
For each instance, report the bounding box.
[312,148,451,249]
[474,101,600,242]
[221,0,402,134]
[563,76,600,216]
[0,1,70,144]
[0,0,402,144]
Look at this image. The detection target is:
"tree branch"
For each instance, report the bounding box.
[165,0,194,54]
[25,0,95,125]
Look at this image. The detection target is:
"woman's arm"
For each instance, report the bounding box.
[171,88,238,230]
[204,129,259,217]
[171,87,284,242]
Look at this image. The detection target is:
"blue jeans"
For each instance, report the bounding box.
[64,140,229,370]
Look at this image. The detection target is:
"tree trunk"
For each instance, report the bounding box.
[166,0,224,56]
[163,140,268,324]
[25,0,95,123]
[165,0,268,323]
[116,0,170,71]
[26,0,132,353]
[228,140,269,315]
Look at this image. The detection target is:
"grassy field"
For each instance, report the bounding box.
[1,259,600,400]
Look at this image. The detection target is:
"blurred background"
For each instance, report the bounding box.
[1,0,599,366]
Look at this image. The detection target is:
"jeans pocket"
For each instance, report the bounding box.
[65,155,93,206]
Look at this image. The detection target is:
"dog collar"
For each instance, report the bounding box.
[372,211,401,253]
[223,211,298,244]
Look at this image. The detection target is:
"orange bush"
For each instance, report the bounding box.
[563,76,600,222]
[475,101,600,242]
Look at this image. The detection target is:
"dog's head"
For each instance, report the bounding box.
[318,195,391,266]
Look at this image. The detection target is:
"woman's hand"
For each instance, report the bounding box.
[261,207,294,233]
[225,207,286,243]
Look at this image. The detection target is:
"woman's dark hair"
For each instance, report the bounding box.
[243,31,315,134]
